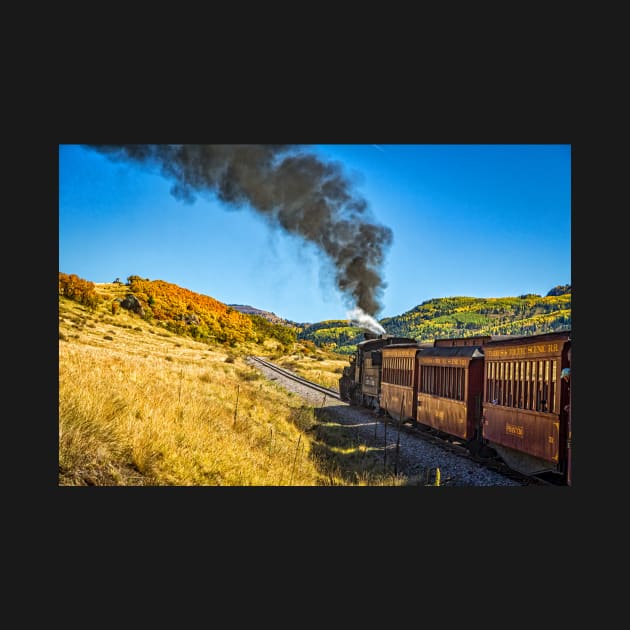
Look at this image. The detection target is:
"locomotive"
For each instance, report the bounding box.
[338,335,417,408]
[338,330,572,484]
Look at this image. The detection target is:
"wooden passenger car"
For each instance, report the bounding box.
[380,343,424,422]
[481,331,571,478]
[415,345,485,441]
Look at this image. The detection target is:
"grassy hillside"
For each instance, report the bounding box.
[299,291,571,353]
[58,274,402,486]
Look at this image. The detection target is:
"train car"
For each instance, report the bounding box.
[338,329,572,483]
[481,331,571,480]
[338,334,415,407]
[415,344,486,444]
[380,343,426,422]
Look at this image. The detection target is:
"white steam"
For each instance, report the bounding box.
[347,307,386,335]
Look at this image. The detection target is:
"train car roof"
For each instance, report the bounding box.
[433,335,493,347]
[419,346,484,358]
[356,336,416,349]
[482,330,571,346]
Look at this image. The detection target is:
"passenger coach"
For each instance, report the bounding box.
[481,331,571,479]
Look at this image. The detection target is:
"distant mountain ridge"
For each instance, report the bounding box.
[228,304,298,327]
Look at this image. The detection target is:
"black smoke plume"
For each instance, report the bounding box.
[85,144,392,315]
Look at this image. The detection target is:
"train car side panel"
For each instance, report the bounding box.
[380,344,420,421]
[416,395,469,439]
[481,332,571,476]
[381,383,415,421]
[482,407,560,462]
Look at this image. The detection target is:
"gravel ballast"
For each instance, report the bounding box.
[248,357,524,487]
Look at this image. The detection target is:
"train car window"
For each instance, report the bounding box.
[505,362,510,406]
[550,360,557,413]
[542,360,550,412]
[508,363,512,406]
[497,362,503,406]
[419,365,466,401]
[524,362,530,410]
[484,356,564,414]
[532,361,539,410]
[486,363,492,403]
[536,360,543,411]
[496,362,501,405]
[530,361,538,411]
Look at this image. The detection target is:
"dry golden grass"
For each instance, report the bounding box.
[59,283,407,486]
[274,352,347,390]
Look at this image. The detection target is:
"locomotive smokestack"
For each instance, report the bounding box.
[84,144,392,316]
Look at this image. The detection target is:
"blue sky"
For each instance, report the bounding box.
[59,144,571,324]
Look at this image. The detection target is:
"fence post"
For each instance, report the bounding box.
[383,416,388,472]
[233,384,240,427]
[289,434,302,485]
[395,395,404,475]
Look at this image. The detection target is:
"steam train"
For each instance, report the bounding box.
[338,330,572,484]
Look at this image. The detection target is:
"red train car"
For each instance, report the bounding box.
[415,345,485,442]
[481,331,571,480]
[380,343,425,422]
[339,329,572,483]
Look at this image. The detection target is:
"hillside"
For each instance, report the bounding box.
[298,288,571,354]
[58,274,382,486]
[59,273,298,349]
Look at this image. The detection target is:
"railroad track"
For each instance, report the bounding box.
[249,356,342,401]
[249,356,562,486]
